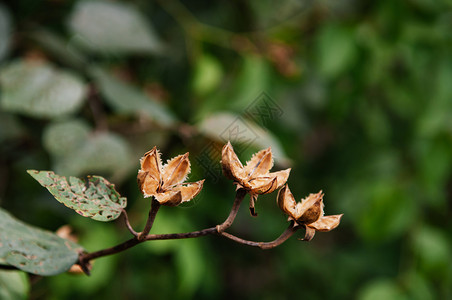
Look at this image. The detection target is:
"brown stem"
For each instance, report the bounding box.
[77,189,296,274]
[121,209,138,237]
[144,227,217,241]
[138,199,160,241]
[220,223,299,249]
[216,188,246,233]
[80,237,140,263]
[79,227,218,266]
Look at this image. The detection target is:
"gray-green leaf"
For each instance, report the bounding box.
[0,208,84,276]
[90,67,177,127]
[27,170,127,222]
[0,4,12,61]
[42,119,133,178]
[197,112,291,166]
[0,60,87,119]
[68,0,165,55]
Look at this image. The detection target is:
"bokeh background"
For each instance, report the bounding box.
[1,0,452,299]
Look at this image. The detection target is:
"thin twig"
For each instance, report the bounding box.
[121,209,138,237]
[79,238,140,264]
[76,189,295,273]
[145,227,217,241]
[220,223,299,249]
[138,199,161,241]
[79,227,218,264]
[216,188,247,233]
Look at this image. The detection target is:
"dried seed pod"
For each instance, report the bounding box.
[277,185,343,241]
[138,147,204,206]
[221,141,291,215]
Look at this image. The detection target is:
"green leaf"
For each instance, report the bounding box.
[316,24,358,78]
[358,279,407,300]
[42,119,133,178]
[68,0,164,55]
[0,4,12,61]
[0,60,87,119]
[357,181,417,241]
[197,112,291,166]
[27,170,127,222]
[192,54,223,96]
[0,208,83,276]
[90,67,176,127]
[48,221,119,296]
[175,240,205,298]
[0,270,29,300]
[195,55,270,120]
[413,226,451,276]
[0,271,30,300]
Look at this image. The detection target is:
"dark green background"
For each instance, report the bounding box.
[1,0,451,299]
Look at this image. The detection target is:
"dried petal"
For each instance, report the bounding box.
[248,176,278,194]
[221,142,246,181]
[295,191,323,224]
[301,226,316,241]
[140,172,160,197]
[161,153,191,189]
[173,180,205,203]
[249,194,258,216]
[244,147,273,178]
[308,214,343,232]
[137,170,147,194]
[154,190,183,206]
[140,147,162,181]
[270,169,291,190]
[277,185,297,217]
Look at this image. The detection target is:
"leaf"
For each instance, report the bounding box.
[43,119,90,158]
[0,60,87,119]
[90,67,177,127]
[42,119,133,178]
[175,240,205,298]
[195,55,270,120]
[0,4,12,61]
[413,226,451,276]
[358,279,407,300]
[48,221,119,296]
[357,180,417,241]
[68,0,164,55]
[27,170,127,222]
[192,54,223,96]
[27,29,88,69]
[316,24,358,78]
[0,208,84,276]
[0,270,29,300]
[197,112,291,166]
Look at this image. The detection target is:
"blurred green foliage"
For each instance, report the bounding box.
[1,0,452,299]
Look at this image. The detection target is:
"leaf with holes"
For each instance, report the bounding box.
[0,208,84,276]
[27,170,127,222]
